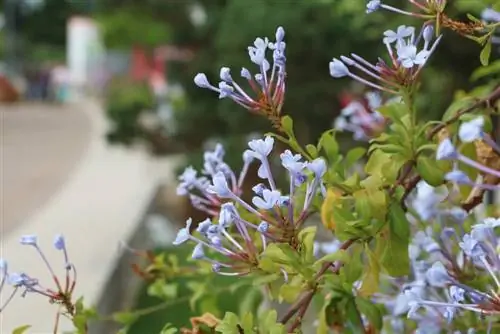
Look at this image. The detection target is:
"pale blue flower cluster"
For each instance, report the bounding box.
[366,0,446,18]
[436,117,500,191]
[176,143,253,216]
[173,136,327,276]
[333,91,389,141]
[330,24,441,93]
[0,234,74,313]
[375,205,500,332]
[194,27,286,114]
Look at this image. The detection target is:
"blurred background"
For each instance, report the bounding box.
[0,0,498,333]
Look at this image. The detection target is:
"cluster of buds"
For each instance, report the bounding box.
[194,27,286,128]
[333,91,390,141]
[366,1,498,40]
[173,136,327,276]
[0,234,77,318]
[330,24,442,93]
[436,116,500,192]
[176,143,253,217]
[366,0,446,17]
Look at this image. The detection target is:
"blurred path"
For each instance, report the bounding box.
[1,103,92,234]
[0,100,182,333]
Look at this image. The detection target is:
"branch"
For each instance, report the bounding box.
[427,86,500,140]
[279,239,356,326]
[399,86,500,208]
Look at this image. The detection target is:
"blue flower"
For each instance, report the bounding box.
[220,67,232,82]
[307,158,327,177]
[241,67,251,80]
[173,219,193,245]
[449,286,465,303]
[191,243,205,260]
[53,234,65,251]
[366,0,381,14]
[258,222,269,233]
[196,218,212,235]
[208,172,232,198]
[194,73,210,88]
[458,117,484,143]
[445,169,471,184]
[471,217,500,242]
[383,25,415,45]
[280,150,306,174]
[329,58,350,78]
[436,138,458,160]
[252,189,282,209]
[219,203,238,228]
[218,81,235,99]
[252,183,266,196]
[459,234,485,258]
[248,136,274,158]
[0,259,6,278]
[425,261,451,287]
[20,235,37,246]
[397,44,429,68]
[423,24,434,40]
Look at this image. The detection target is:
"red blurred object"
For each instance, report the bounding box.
[0,75,19,103]
[339,91,355,109]
[130,47,151,81]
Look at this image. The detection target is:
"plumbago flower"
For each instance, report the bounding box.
[173,136,327,277]
[333,91,394,141]
[194,26,286,128]
[436,119,500,191]
[330,24,442,93]
[176,143,254,216]
[0,234,78,325]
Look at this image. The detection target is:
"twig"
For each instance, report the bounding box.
[427,86,500,140]
[279,239,356,326]
[399,86,500,208]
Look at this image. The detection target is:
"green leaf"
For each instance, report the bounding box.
[280,115,296,140]
[241,312,254,333]
[159,323,179,334]
[314,249,349,267]
[238,287,263,318]
[216,312,241,334]
[259,310,286,334]
[358,244,381,296]
[186,281,206,310]
[319,130,339,162]
[379,202,410,276]
[356,297,383,330]
[298,226,317,264]
[306,144,319,159]
[12,325,31,334]
[279,283,304,303]
[480,39,492,66]
[471,59,500,81]
[147,280,178,300]
[345,147,367,168]
[353,189,387,220]
[416,155,445,187]
[113,312,139,326]
[345,297,363,330]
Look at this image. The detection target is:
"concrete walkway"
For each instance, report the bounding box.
[0,100,181,333]
[1,103,92,235]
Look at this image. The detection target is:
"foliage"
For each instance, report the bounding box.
[104,78,155,145]
[2,1,500,334]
